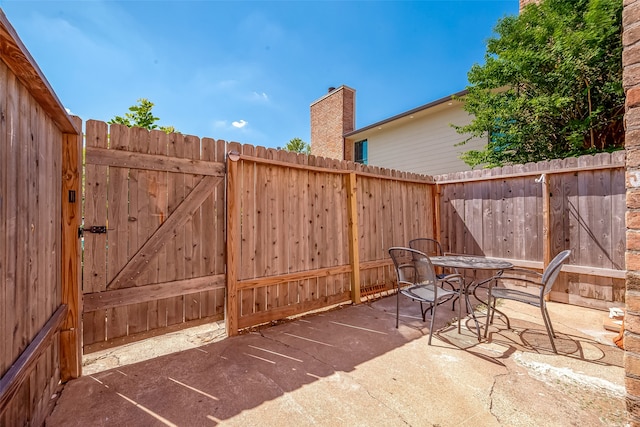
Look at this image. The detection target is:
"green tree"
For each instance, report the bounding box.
[284,137,310,154]
[455,0,624,168]
[109,98,177,134]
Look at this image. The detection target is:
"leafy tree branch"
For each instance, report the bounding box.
[455,0,623,168]
[109,98,177,134]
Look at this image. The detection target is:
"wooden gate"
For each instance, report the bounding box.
[81,120,227,352]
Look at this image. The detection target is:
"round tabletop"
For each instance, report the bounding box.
[430,255,513,270]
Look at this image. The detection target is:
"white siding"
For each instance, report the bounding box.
[366,105,485,175]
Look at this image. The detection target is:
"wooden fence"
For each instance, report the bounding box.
[436,151,626,310]
[82,121,227,352]
[0,11,82,426]
[226,145,434,331]
[80,122,435,346]
[80,123,626,346]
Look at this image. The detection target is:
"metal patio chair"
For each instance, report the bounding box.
[484,249,571,353]
[389,247,464,345]
[408,238,460,310]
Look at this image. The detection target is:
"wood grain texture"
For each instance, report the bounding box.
[347,172,361,303]
[0,305,66,418]
[107,175,220,290]
[84,275,226,311]
[60,116,82,380]
[436,153,626,308]
[85,146,224,176]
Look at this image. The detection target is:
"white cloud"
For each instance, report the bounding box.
[232,120,248,129]
[252,91,269,102]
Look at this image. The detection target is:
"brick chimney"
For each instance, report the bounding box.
[310,86,355,159]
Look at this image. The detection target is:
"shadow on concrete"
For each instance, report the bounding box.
[46,294,625,426]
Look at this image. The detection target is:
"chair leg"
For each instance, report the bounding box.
[396,291,400,328]
[484,292,492,339]
[453,288,462,333]
[457,280,463,334]
[541,304,557,354]
[488,296,496,325]
[542,303,556,338]
[428,300,437,345]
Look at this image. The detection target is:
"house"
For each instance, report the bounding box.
[309,85,486,175]
[309,1,542,175]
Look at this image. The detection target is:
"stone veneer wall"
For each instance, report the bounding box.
[626,1,640,425]
[310,86,355,160]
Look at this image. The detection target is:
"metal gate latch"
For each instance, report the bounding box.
[78,226,107,237]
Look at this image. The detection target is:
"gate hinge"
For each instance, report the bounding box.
[78,226,108,237]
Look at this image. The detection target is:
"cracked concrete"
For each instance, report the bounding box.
[47,295,626,426]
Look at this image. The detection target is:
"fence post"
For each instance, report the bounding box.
[60,116,82,380]
[346,172,361,304]
[540,173,552,301]
[226,150,240,336]
[434,183,441,243]
[541,173,551,266]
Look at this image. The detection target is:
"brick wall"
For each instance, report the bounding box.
[519,0,540,11]
[310,86,355,159]
[626,1,640,425]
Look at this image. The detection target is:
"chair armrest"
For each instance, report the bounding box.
[397,263,416,283]
[439,273,464,285]
[397,280,414,288]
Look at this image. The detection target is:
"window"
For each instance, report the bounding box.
[354,139,368,164]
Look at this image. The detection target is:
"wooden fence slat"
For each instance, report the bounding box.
[316,157,328,301]
[184,135,202,321]
[0,61,7,379]
[15,85,29,361]
[214,140,227,315]
[239,144,255,316]
[3,72,17,377]
[147,130,167,330]
[347,172,361,304]
[257,146,270,313]
[105,124,130,340]
[126,126,148,336]
[167,133,186,326]
[200,137,217,317]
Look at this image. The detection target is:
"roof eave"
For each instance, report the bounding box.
[344,89,468,138]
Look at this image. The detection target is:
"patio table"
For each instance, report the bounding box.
[430,255,513,340]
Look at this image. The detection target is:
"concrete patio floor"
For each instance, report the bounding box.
[47,295,627,426]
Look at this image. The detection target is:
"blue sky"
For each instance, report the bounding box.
[0,1,518,149]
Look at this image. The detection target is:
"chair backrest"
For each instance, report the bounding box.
[408,238,443,257]
[541,250,571,296]
[388,247,438,288]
